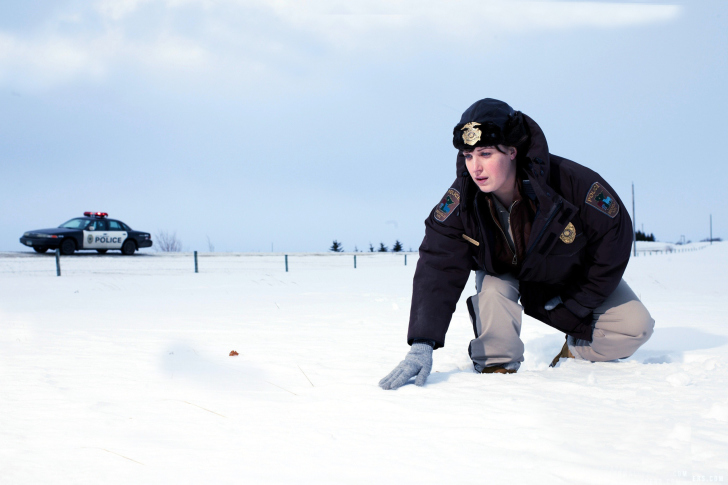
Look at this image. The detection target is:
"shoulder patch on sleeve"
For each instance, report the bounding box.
[585,182,619,218]
[434,188,461,222]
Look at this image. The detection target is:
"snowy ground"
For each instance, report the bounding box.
[1,244,727,484]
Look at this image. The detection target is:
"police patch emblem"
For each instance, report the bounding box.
[560,222,576,244]
[87,234,93,244]
[585,182,619,218]
[434,188,461,222]
[461,122,482,146]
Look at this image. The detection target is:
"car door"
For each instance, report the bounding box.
[83,219,109,249]
[107,220,127,250]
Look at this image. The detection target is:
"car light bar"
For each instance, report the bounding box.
[83,212,108,218]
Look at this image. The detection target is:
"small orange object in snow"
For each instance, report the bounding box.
[229,350,239,356]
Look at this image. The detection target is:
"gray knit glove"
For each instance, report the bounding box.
[379,343,433,390]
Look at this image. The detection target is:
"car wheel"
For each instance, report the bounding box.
[60,239,76,255]
[33,247,49,254]
[96,249,108,254]
[121,239,136,255]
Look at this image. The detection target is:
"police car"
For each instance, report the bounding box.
[20,212,153,255]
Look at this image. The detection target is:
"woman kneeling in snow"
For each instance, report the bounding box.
[379,98,654,390]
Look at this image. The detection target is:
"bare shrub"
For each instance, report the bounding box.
[206,235,215,252]
[155,230,182,252]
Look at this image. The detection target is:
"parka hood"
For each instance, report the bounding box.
[458,98,515,127]
[520,113,551,181]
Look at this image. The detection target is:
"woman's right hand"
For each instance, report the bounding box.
[378,343,433,390]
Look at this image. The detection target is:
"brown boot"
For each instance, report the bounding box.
[481,365,517,374]
[550,339,575,367]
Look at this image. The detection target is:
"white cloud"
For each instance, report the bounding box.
[0,1,682,91]
[263,1,682,49]
[0,33,101,86]
[0,30,211,90]
[96,0,153,21]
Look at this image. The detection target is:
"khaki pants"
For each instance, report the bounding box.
[467,271,655,372]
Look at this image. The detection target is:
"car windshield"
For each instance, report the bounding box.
[59,218,90,229]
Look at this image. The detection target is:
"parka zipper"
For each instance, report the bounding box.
[506,200,519,265]
[488,198,518,266]
[526,199,564,257]
[473,196,487,269]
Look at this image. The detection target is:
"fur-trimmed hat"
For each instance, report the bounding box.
[452,98,529,152]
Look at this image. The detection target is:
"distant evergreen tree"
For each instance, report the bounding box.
[330,240,344,252]
[378,242,388,252]
[369,243,374,252]
[635,230,655,242]
[354,246,359,252]
[392,240,403,252]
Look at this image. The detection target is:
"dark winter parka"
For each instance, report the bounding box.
[407,114,633,347]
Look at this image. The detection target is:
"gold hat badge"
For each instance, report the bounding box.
[461,122,482,146]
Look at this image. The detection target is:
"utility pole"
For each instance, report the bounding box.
[632,183,637,257]
[710,214,713,245]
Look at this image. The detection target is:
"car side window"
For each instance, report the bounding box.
[109,220,123,230]
[60,218,88,229]
[93,220,108,231]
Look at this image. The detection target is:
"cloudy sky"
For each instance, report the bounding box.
[1,0,725,252]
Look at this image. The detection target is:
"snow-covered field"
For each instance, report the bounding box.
[1,244,727,484]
